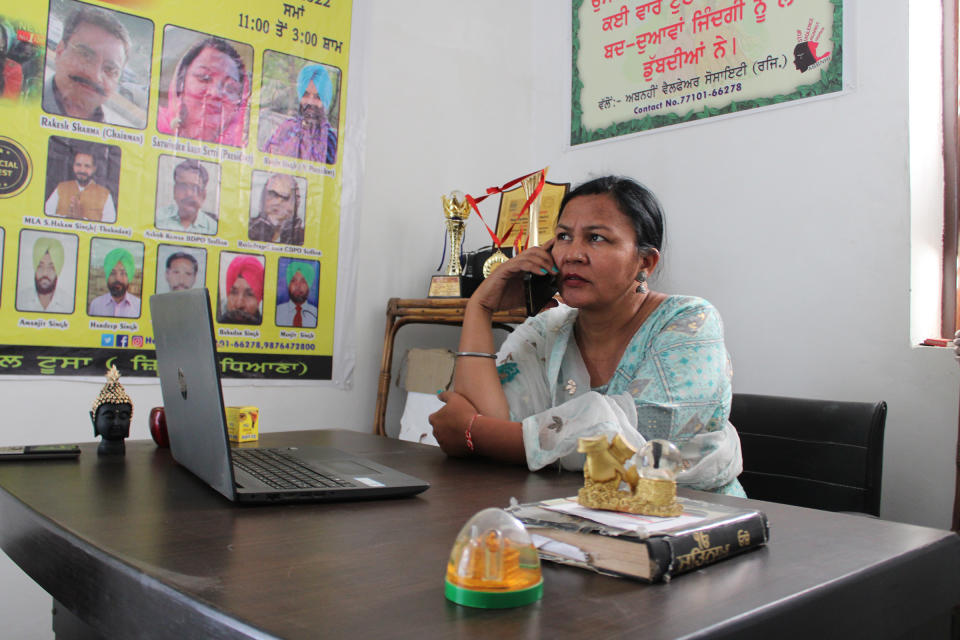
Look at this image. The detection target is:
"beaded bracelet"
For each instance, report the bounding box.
[465,413,479,452]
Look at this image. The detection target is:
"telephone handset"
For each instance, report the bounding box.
[523,272,559,316]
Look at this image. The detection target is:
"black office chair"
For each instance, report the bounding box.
[731,393,887,516]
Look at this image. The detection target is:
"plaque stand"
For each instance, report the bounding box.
[428,275,466,298]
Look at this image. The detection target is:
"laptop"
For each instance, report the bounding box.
[149,288,429,504]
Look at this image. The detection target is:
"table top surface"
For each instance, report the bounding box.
[0,429,958,640]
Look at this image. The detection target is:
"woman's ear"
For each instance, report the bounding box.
[639,248,660,275]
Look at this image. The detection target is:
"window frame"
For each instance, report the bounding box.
[943,0,959,337]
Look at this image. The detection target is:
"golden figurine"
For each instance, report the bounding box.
[577,435,683,517]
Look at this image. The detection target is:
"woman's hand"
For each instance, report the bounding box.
[429,391,479,457]
[470,239,557,313]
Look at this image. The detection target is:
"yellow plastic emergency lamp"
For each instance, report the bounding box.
[444,507,543,608]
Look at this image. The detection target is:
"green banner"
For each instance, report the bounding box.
[572,0,843,144]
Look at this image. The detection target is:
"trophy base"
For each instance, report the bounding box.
[428,275,467,298]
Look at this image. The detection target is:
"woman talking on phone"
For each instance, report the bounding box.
[428,176,744,496]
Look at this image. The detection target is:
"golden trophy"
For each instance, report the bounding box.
[519,169,546,247]
[429,190,472,297]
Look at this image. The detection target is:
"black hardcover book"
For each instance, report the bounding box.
[507,496,769,582]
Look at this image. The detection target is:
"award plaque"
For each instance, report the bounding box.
[448,168,563,298]
[495,179,569,249]
[429,191,471,298]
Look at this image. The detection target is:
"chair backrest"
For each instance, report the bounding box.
[731,393,887,516]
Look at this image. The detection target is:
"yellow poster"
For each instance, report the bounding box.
[0,0,352,379]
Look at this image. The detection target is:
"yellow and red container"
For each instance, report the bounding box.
[225,406,259,443]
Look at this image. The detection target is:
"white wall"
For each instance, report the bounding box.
[1,1,957,637]
[530,0,959,529]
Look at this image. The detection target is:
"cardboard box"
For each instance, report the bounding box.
[225,406,259,443]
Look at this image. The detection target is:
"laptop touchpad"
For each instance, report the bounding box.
[326,460,382,475]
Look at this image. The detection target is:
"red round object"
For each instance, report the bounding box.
[149,407,169,448]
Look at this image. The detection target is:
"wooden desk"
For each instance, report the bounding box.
[374,298,526,436]
[1,430,958,639]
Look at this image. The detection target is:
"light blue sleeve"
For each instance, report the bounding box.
[620,299,732,444]
[495,311,553,423]
[616,298,742,492]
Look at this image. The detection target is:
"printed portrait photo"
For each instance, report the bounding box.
[0,15,45,101]
[87,237,143,318]
[42,0,154,128]
[154,155,220,235]
[157,25,253,147]
[44,135,121,223]
[258,50,341,165]
[15,228,78,314]
[217,251,265,326]
[275,258,319,329]
[154,244,206,294]
[247,170,307,246]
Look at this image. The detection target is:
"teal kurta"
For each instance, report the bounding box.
[497,296,745,496]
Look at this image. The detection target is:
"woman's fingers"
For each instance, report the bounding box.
[469,243,557,312]
[507,244,556,274]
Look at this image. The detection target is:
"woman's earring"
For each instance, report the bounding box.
[635,271,648,294]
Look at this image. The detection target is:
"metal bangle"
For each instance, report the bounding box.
[454,352,497,359]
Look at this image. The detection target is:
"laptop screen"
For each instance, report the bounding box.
[150,288,237,501]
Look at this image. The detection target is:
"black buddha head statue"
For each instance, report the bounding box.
[90,365,133,455]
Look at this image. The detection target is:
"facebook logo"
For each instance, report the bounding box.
[101,334,115,347]
[116,335,129,348]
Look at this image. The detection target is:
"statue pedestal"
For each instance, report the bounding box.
[578,477,683,517]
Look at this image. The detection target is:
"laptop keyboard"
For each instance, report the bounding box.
[232,448,356,490]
